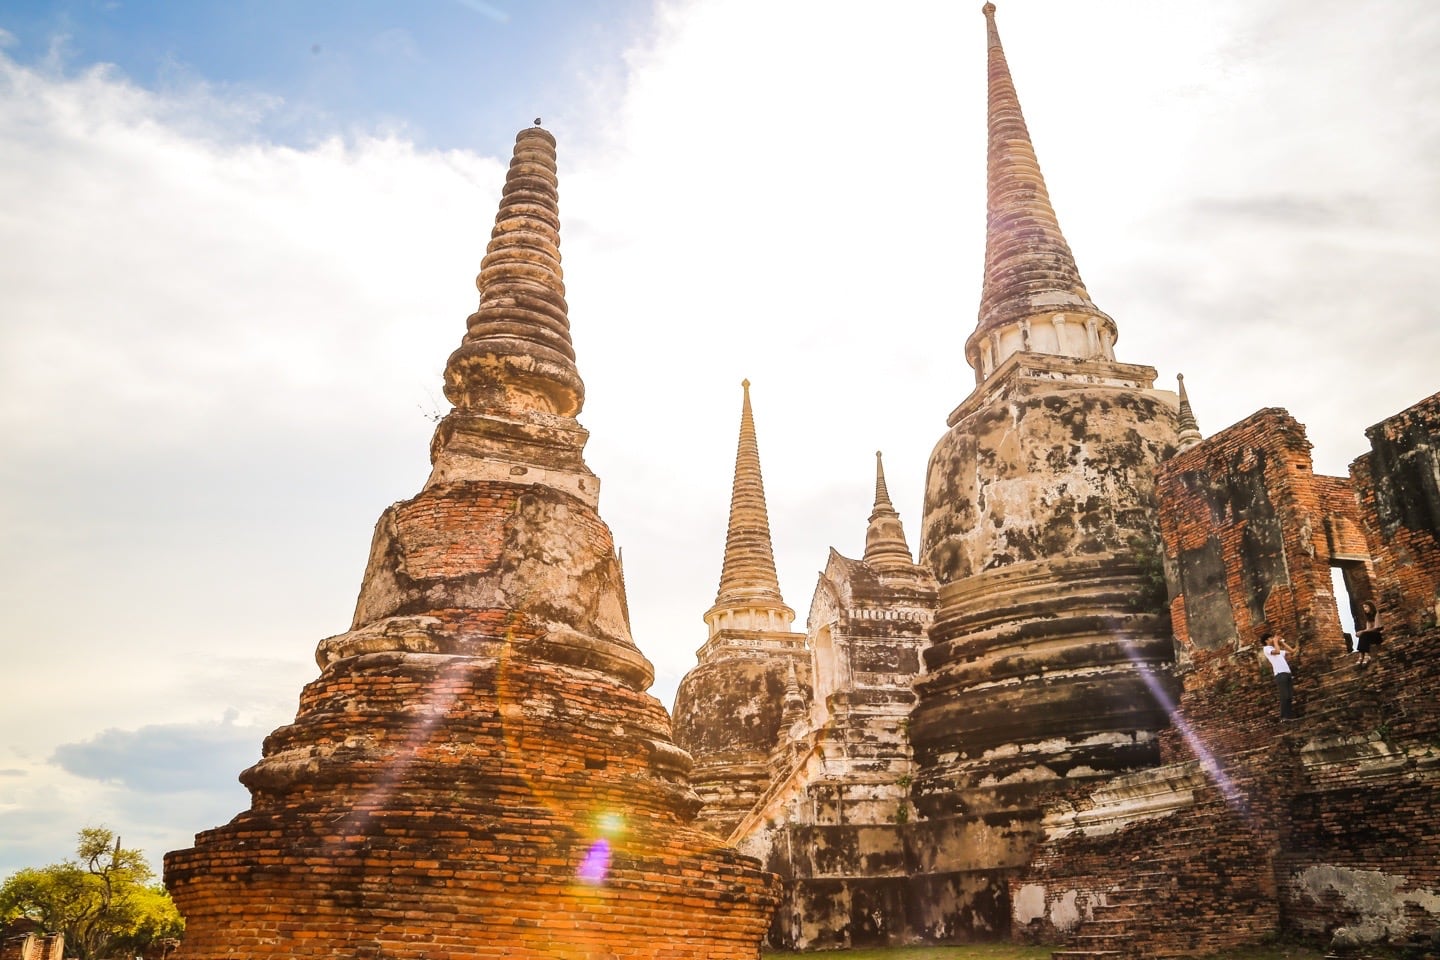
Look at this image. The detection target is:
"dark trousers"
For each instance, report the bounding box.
[1274,672,1294,719]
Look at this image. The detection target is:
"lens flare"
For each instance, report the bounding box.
[1121,637,1248,820]
[578,838,611,883]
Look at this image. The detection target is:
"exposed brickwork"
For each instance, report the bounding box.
[1024,634,1440,958]
[1350,390,1440,637]
[668,10,1440,953]
[167,636,777,958]
[1156,408,1360,760]
[1018,778,1283,958]
[0,932,63,960]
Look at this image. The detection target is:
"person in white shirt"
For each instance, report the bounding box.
[1261,629,1296,720]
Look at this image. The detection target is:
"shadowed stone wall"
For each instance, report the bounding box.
[1351,390,1440,637]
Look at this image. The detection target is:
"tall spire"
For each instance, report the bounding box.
[1176,373,1203,451]
[705,380,795,633]
[863,451,917,574]
[966,4,1118,382]
[713,380,787,606]
[443,124,584,419]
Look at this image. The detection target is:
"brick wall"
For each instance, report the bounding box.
[1157,408,1362,760]
[1350,390,1440,637]
[0,934,63,960]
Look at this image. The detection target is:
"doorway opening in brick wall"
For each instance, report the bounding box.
[1330,562,1368,653]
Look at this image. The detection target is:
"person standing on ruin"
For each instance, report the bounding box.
[1261,629,1297,720]
[1355,600,1382,666]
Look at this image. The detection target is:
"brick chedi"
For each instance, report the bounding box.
[906,3,1181,935]
[672,381,810,838]
[164,125,779,959]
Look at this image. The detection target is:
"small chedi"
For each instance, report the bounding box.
[672,381,811,838]
[164,125,778,958]
[675,4,1440,956]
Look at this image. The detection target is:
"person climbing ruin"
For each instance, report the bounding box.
[1355,600,1382,666]
[1260,628,1297,720]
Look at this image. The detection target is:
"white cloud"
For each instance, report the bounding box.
[52,712,266,792]
[0,48,505,876]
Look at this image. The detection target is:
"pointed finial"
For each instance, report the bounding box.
[441,125,582,419]
[964,1,1116,382]
[1176,373,1202,451]
[863,451,917,575]
[874,451,895,509]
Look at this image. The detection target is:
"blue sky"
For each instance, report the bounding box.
[2,0,1438,882]
[1,0,649,153]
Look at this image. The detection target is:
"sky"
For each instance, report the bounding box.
[1,0,1437,882]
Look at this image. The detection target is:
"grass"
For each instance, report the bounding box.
[763,947,1053,960]
[761,945,1330,960]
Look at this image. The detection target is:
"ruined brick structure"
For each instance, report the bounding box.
[1016,395,1440,958]
[676,5,1438,955]
[688,5,1182,948]
[1352,391,1440,637]
[160,5,1439,956]
[0,931,63,960]
[165,126,778,959]
[905,0,1182,918]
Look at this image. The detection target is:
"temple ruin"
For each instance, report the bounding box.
[164,125,778,959]
[673,4,1440,956]
[164,4,1439,957]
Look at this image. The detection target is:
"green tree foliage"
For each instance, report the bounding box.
[0,827,183,959]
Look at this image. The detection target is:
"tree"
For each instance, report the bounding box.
[0,827,183,959]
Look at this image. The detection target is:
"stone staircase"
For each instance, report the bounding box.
[1296,657,1386,736]
[1049,794,1279,960]
[1049,876,1155,960]
[1046,647,1418,960]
